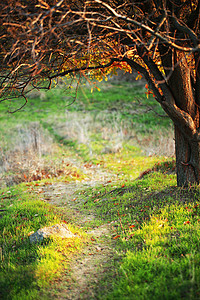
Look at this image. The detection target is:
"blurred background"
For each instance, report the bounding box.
[0,72,174,188]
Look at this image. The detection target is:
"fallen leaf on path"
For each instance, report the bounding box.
[184,221,190,225]
[113,235,120,239]
[129,225,135,228]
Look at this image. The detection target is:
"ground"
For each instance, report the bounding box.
[38,162,119,299]
[1,81,199,300]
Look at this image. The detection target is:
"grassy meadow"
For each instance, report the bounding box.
[0,77,200,299]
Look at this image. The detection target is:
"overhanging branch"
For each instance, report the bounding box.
[49,58,116,79]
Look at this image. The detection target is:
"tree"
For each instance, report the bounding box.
[0,0,200,187]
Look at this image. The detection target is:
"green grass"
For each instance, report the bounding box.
[0,80,171,137]
[2,150,200,299]
[76,82,170,131]
[0,183,86,300]
[90,145,164,179]
[0,80,173,188]
[77,164,200,299]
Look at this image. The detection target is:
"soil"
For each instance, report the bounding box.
[38,162,120,299]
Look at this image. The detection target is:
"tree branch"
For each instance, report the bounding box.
[92,0,200,53]
[136,45,175,105]
[123,57,163,104]
[171,16,199,47]
[49,58,116,79]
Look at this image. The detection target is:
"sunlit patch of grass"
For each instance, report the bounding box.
[106,198,200,300]
[0,184,86,300]
[91,145,174,180]
[79,159,200,299]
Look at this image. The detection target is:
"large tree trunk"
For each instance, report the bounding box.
[166,51,200,186]
[175,125,200,186]
[139,43,200,187]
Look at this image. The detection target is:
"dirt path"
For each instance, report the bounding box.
[38,163,119,299]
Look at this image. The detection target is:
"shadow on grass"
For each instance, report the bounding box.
[0,265,37,300]
[0,239,44,300]
[81,176,200,299]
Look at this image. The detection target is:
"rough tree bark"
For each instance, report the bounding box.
[153,44,200,187]
[174,126,200,186]
[168,53,200,186]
